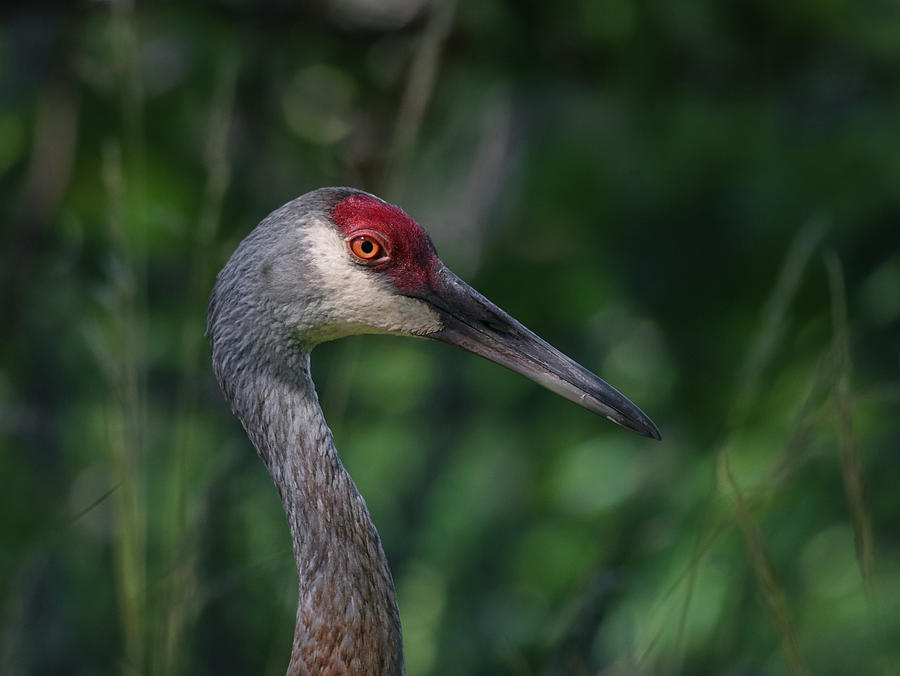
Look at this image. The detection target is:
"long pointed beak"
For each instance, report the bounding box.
[415,265,661,440]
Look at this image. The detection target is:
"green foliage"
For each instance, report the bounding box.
[1,1,898,675]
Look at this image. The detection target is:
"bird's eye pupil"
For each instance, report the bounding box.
[361,240,374,254]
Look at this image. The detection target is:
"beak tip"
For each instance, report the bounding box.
[617,411,661,441]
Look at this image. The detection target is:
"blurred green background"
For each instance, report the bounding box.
[2,1,899,674]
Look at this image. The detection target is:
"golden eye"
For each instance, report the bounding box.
[349,235,385,262]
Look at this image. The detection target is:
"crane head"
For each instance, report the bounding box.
[211,187,660,440]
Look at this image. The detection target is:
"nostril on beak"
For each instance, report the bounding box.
[483,320,511,334]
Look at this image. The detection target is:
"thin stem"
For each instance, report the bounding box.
[383,0,457,199]
[720,451,808,676]
[824,254,874,586]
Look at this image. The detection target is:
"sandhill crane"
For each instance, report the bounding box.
[207,187,660,675]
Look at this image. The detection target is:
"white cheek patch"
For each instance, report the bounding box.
[299,218,443,343]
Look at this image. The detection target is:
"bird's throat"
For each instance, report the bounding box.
[228,358,405,676]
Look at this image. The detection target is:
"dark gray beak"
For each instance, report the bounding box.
[415,265,661,440]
